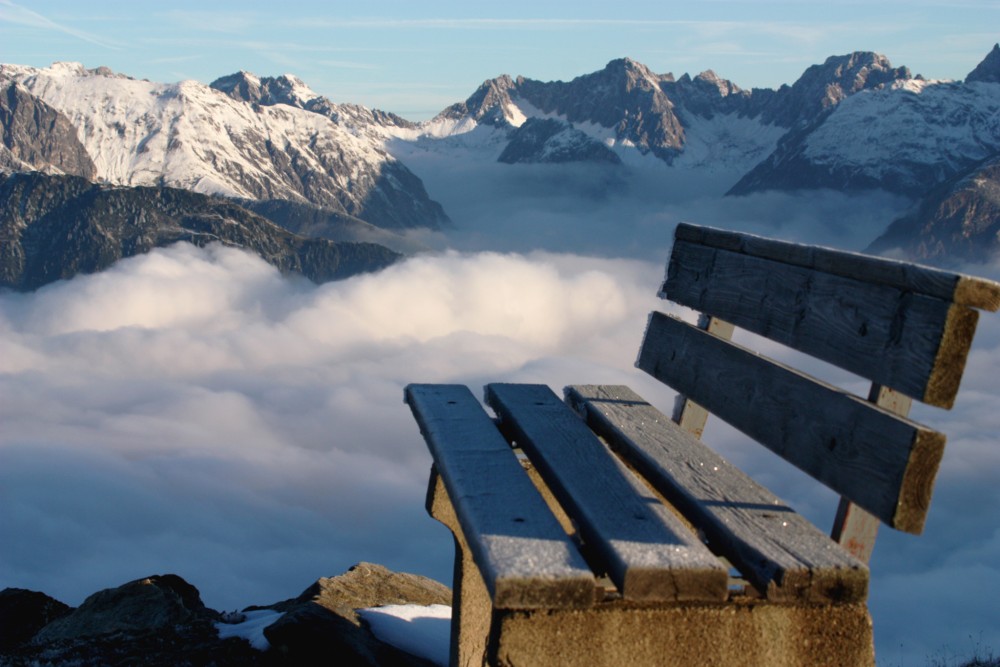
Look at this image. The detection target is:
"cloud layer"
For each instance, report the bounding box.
[2,157,999,664]
[0,242,665,608]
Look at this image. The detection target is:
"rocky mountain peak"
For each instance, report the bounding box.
[470,74,517,109]
[967,43,1000,84]
[809,52,910,100]
[44,61,131,80]
[437,74,518,125]
[755,51,911,128]
[596,57,665,93]
[210,71,319,108]
[693,69,742,96]
[210,71,264,103]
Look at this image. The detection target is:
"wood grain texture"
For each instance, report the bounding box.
[405,384,596,609]
[832,386,914,562]
[673,223,1000,312]
[664,238,976,407]
[673,315,735,438]
[636,312,946,534]
[485,383,729,603]
[565,384,869,603]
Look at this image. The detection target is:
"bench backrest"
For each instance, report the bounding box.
[638,223,1000,537]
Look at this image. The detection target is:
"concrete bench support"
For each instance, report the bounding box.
[429,473,874,667]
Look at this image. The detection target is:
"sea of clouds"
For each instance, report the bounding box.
[2,152,998,665]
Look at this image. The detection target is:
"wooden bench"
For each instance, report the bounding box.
[404,223,1000,667]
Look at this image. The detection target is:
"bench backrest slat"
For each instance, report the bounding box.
[485,383,729,603]
[404,384,596,609]
[637,312,945,534]
[673,223,1000,310]
[666,223,1000,408]
[566,384,868,603]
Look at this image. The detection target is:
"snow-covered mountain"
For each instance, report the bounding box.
[0,62,447,231]
[729,76,1000,196]
[417,58,781,174]
[407,48,1000,201]
[2,46,999,274]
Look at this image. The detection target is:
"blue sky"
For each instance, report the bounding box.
[1,0,997,119]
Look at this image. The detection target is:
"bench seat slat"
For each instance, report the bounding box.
[637,312,946,534]
[566,384,869,603]
[485,383,729,603]
[405,384,596,609]
[665,238,980,408]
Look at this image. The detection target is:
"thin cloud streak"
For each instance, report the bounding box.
[0,0,122,50]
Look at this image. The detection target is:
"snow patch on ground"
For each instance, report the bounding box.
[359,604,452,666]
[215,609,284,651]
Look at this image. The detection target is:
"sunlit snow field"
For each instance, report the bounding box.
[2,151,998,666]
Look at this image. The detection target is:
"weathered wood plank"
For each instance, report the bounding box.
[673,315,735,439]
[636,312,946,534]
[673,223,1000,312]
[405,384,596,609]
[565,384,869,603]
[831,385,914,562]
[484,383,729,603]
[664,238,979,408]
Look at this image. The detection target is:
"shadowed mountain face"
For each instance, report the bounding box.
[868,155,1000,264]
[0,83,95,179]
[966,43,1000,84]
[0,172,401,291]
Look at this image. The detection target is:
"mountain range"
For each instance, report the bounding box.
[1,45,999,288]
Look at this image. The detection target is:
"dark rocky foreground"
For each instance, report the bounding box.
[0,563,451,666]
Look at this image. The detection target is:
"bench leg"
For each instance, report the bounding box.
[427,469,495,666]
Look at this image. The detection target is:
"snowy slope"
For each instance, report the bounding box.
[730,76,1000,196]
[803,79,1000,186]
[0,62,446,229]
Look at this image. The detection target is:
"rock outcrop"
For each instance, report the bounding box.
[0,588,71,651]
[0,564,452,666]
[262,562,452,666]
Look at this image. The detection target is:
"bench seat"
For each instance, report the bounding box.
[408,382,873,666]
